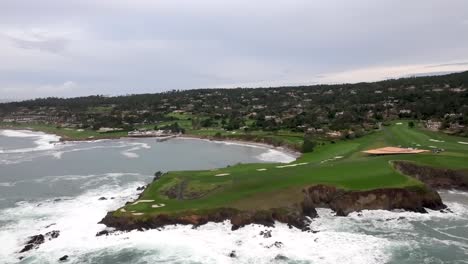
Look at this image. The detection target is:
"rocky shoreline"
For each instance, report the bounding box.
[393,161,468,191]
[99,183,446,233]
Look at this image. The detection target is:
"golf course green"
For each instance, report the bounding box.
[115,121,468,218]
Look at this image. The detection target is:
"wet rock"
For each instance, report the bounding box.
[136,186,145,191]
[397,216,406,220]
[96,230,111,236]
[394,161,468,190]
[44,223,56,228]
[274,254,289,261]
[59,255,69,261]
[266,241,283,249]
[303,184,446,216]
[54,198,62,202]
[98,197,107,200]
[19,230,60,253]
[45,230,60,239]
[228,250,237,258]
[260,230,272,238]
[19,234,44,253]
[440,208,454,213]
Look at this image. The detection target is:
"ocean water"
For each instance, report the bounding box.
[0,130,467,264]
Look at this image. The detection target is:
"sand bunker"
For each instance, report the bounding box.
[132,213,144,216]
[458,141,468,145]
[215,173,230,176]
[132,199,155,205]
[363,147,429,155]
[429,139,445,143]
[120,209,126,212]
[151,203,166,208]
[256,168,267,171]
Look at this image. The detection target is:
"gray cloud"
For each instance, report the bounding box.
[0,0,468,99]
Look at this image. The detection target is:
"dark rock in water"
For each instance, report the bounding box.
[96,230,111,237]
[98,197,107,200]
[266,241,283,249]
[397,216,406,220]
[260,230,272,238]
[19,243,35,253]
[136,186,146,191]
[228,250,237,258]
[59,255,69,261]
[440,208,454,213]
[54,198,62,202]
[274,254,289,261]
[44,223,56,228]
[110,197,115,200]
[19,230,60,253]
[45,230,60,239]
[19,234,44,253]
[18,256,25,260]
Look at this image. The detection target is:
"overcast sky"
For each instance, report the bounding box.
[1,0,468,99]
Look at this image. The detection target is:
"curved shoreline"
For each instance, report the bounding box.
[176,135,301,161]
[0,128,301,164]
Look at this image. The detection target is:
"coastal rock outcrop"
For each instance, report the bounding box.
[394,161,468,190]
[19,230,60,253]
[100,203,317,232]
[99,184,445,231]
[302,184,446,216]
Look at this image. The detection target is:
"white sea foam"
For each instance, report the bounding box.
[257,149,296,163]
[0,182,15,187]
[1,185,467,263]
[0,130,61,154]
[120,142,151,159]
[0,183,394,264]
[121,151,139,158]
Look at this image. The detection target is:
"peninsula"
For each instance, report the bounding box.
[1,72,467,231]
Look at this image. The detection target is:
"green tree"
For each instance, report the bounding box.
[302,136,317,153]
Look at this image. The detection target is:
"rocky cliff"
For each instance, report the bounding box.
[100,203,317,232]
[394,161,468,190]
[302,184,446,216]
[100,183,446,231]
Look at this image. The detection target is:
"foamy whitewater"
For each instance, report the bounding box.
[0,130,467,264]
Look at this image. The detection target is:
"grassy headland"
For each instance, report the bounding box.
[115,121,468,217]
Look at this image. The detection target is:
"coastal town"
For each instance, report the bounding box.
[1,72,467,143]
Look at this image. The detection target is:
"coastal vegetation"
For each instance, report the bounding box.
[1,71,467,229]
[1,71,467,139]
[103,121,467,228]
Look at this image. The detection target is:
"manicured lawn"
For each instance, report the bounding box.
[120,122,468,216]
